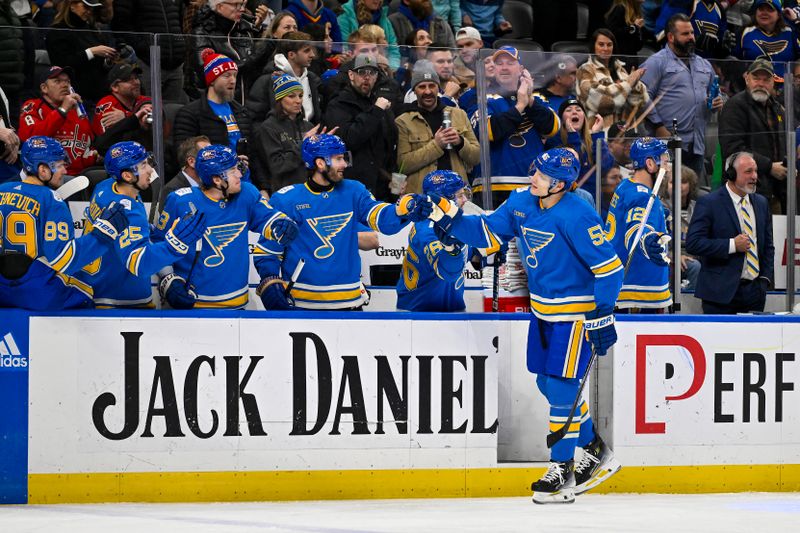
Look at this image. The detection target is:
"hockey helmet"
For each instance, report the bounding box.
[195,144,239,186]
[422,170,466,200]
[104,141,150,181]
[630,137,668,170]
[20,136,66,175]
[301,133,347,169]
[530,148,580,188]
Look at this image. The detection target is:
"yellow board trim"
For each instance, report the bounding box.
[27,464,800,504]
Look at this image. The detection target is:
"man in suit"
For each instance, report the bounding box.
[686,152,774,314]
[155,135,210,215]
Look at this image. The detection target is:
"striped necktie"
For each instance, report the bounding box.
[740,197,759,278]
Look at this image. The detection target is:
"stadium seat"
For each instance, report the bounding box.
[576,2,589,40]
[493,39,544,53]
[550,41,590,54]
[501,0,534,40]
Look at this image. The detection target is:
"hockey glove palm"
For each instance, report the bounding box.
[257,276,295,310]
[165,213,207,255]
[159,273,197,309]
[396,193,433,221]
[584,309,617,356]
[267,217,299,246]
[428,193,463,233]
[92,203,129,244]
[642,232,671,267]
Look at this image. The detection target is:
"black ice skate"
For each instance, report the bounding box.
[574,435,622,495]
[531,460,575,504]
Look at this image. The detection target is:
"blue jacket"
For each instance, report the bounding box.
[286,0,343,44]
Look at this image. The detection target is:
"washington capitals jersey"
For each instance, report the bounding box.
[447,189,624,321]
[254,180,410,309]
[0,180,107,275]
[76,179,184,308]
[604,178,672,309]
[735,25,800,78]
[154,183,285,309]
[396,221,468,312]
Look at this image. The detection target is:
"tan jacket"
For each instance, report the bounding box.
[395,105,480,194]
[576,56,649,130]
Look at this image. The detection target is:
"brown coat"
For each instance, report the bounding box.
[395,105,480,194]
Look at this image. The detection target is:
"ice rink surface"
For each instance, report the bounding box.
[4,493,800,533]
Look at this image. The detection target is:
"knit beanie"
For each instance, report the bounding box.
[201,48,238,86]
[558,97,585,118]
[273,74,303,100]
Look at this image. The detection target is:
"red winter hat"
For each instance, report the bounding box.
[201,48,238,86]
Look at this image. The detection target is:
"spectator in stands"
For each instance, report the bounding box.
[156,135,211,215]
[736,0,799,78]
[725,0,754,36]
[268,11,299,38]
[397,28,433,88]
[19,66,98,176]
[303,22,337,77]
[577,29,649,132]
[91,63,153,155]
[47,0,118,107]
[192,0,274,96]
[460,0,512,46]
[458,55,497,117]
[248,32,322,124]
[605,0,645,57]
[600,164,622,220]
[454,26,482,88]
[537,54,578,115]
[663,165,701,291]
[389,0,455,50]
[689,0,735,59]
[545,98,612,200]
[173,50,252,178]
[0,3,24,121]
[718,58,787,214]
[255,75,315,193]
[607,120,637,179]
[404,46,462,106]
[396,69,480,194]
[323,53,398,200]
[0,85,21,184]
[286,0,343,44]
[433,0,461,32]
[337,0,400,68]
[360,23,390,65]
[641,14,722,179]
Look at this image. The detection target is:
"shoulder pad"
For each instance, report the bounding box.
[175,187,193,196]
[119,198,133,211]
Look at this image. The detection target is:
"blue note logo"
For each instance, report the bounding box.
[0,332,27,369]
[520,227,554,269]
[203,222,248,267]
[308,212,353,259]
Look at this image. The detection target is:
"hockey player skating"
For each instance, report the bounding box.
[396,170,474,312]
[154,144,298,309]
[605,137,672,312]
[427,148,624,503]
[77,141,207,308]
[0,136,128,309]
[253,133,432,310]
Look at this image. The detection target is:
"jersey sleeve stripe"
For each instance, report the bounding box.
[480,220,502,250]
[49,241,75,272]
[54,271,94,298]
[260,212,283,240]
[367,203,389,231]
[126,247,145,276]
[591,256,623,277]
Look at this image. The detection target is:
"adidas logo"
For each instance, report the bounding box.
[0,332,27,368]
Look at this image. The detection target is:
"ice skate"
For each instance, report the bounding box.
[531,460,575,504]
[574,435,622,495]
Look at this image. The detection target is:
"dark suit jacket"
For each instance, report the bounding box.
[155,171,194,216]
[686,184,774,305]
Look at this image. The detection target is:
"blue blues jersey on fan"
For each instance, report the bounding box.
[734,24,800,78]
[154,183,285,309]
[444,188,623,321]
[254,179,410,309]
[690,0,728,58]
[396,221,468,312]
[604,178,672,309]
[76,178,184,308]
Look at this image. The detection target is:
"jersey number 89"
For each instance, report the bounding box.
[0,211,37,257]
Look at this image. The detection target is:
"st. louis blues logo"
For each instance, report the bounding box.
[694,20,719,39]
[753,39,788,57]
[308,212,352,259]
[521,227,554,268]
[203,222,247,267]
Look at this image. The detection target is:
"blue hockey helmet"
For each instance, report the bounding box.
[422,170,466,200]
[301,134,347,169]
[530,148,580,188]
[195,144,239,186]
[630,137,668,170]
[104,141,149,181]
[20,136,66,175]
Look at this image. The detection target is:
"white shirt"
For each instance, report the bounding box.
[725,182,758,280]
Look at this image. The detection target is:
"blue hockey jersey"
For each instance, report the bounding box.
[254,179,410,309]
[396,221,468,312]
[0,257,93,309]
[604,178,672,309]
[154,183,286,309]
[76,179,186,308]
[447,188,624,321]
[690,0,728,58]
[734,24,800,78]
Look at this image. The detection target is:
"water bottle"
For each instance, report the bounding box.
[707,75,719,110]
[442,108,452,150]
[69,86,87,119]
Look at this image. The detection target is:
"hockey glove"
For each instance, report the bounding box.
[428,193,463,233]
[159,273,197,309]
[642,232,671,267]
[434,223,463,255]
[165,212,207,255]
[396,193,433,222]
[722,30,737,53]
[584,309,617,356]
[92,203,129,245]
[257,276,295,310]
[267,216,299,246]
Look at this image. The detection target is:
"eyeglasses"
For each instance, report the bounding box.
[221,1,246,10]
[354,68,379,78]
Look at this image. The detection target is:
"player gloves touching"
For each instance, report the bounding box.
[395,193,433,221]
[266,216,299,246]
[159,273,198,310]
[90,203,130,244]
[257,276,294,310]
[583,307,617,356]
[642,232,671,267]
[164,212,207,256]
[427,193,463,234]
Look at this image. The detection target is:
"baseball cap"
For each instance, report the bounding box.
[747,57,775,75]
[350,53,380,72]
[411,68,440,89]
[108,62,143,85]
[752,0,780,11]
[491,46,520,62]
[38,65,74,86]
[455,26,482,44]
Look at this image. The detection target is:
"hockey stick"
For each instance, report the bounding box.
[184,202,204,289]
[547,168,667,448]
[55,175,89,201]
[491,249,503,312]
[285,258,305,295]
